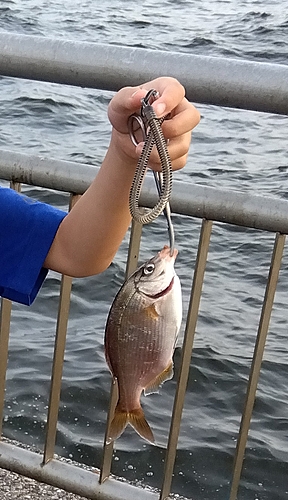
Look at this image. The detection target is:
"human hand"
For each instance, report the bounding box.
[107,77,200,171]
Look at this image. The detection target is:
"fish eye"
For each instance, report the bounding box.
[143,263,155,275]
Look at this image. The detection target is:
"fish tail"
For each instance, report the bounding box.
[107,405,154,444]
[128,407,155,444]
[107,405,129,444]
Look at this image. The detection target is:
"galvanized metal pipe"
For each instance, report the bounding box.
[0,150,94,195]
[229,232,286,500]
[43,273,73,464]
[0,181,21,438]
[100,378,119,485]
[1,150,288,234]
[43,195,79,464]
[161,219,213,500]
[0,441,159,500]
[0,33,288,114]
[100,220,143,484]
[0,299,12,437]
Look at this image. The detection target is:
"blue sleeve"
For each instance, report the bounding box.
[0,187,67,305]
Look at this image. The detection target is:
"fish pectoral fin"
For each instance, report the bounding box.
[107,405,155,445]
[144,303,159,320]
[144,361,174,396]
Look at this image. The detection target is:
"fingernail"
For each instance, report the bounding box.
[154,102,166,117]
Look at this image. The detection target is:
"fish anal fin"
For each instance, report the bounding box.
[128,407,155,444]
[144,361,174,396]
[106,405,129,444]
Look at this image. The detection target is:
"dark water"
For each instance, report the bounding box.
[1,1,288,499]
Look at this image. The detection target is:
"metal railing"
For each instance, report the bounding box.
[0,33,288,500]
[0,32,288,115]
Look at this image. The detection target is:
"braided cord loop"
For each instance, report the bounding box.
[129,105,172,225]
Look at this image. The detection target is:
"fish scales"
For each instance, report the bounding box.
[104,245,182,444]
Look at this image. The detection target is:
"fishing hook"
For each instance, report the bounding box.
[128,89,175,256]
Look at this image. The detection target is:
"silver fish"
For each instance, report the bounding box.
[104,245,182,444]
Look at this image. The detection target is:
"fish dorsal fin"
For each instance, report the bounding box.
[144,361,174,396]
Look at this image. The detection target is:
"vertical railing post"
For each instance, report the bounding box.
[229,232,286,500]
[160,219,213,500]
[0,181,21,438]
[43,194,80,464]
[100,220,143,484]
[0,299,12,438]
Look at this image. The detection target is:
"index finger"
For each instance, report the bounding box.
[147,77,186,118]
[127,77,185,117]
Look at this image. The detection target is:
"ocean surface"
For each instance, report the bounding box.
[1,1,288,499]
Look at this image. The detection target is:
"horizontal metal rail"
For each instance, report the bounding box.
[0,32,288,115]
[0,441,159,500]
[0,149,288,234]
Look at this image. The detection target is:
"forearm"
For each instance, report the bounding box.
[43,78,199,277]
[44,140,136,277]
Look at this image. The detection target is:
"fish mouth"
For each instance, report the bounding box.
[159,245,178,261]
[142,277,174,299]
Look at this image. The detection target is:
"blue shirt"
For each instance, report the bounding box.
[0,187,66,305]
